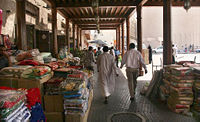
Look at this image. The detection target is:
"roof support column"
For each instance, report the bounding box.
[65,18,70,52]
[137,5,142,53]
[163,0,172,65]
[16,0,27,50]
[52,5,58,57]
[77,26,80,49]
[73,23,76,50]
[137,5,143,76]
[80,29,82,49]
[118,26,121,52]
[122,23,125,57]
[126,17,130,50]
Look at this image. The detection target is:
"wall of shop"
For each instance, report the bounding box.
[0,0,16,41]
[0,0,66,43]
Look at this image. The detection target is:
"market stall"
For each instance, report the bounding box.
[0,47,94,122]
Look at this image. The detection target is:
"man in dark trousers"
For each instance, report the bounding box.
[148,45,152,64]
[120,43,147,100]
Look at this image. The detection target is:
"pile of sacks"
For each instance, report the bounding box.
[60,77,89,115]
[167,67,194,114]
[0,89,31,122]
[160,65,182,100]
[193,67,200,112]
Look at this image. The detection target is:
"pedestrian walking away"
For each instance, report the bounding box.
[84,46,96,71]
[148,45,152,64]
[97,46,118,104]
[120,43,147,101]
[109,46,115,57]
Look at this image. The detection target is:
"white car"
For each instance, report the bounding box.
[153,46,163,53]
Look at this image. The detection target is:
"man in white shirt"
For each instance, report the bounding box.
[120,43,147,100]
[97,46,118,104]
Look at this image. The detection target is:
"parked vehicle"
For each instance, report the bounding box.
[196,49,200,53]
[152,46,163,53]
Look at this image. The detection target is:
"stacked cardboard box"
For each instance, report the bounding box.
[167,67,194,114]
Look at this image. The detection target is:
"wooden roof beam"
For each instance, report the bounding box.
[75,22,122,24]
[56,1,137,8]
[78,25,119,27]
[81,28,117,30]
[145,1,200,6]
[69,15,126,19]
[57,6,135,9]
[137,0,149,6]
[125,8,135,18]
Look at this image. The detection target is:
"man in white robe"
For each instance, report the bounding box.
[97,46,118,104]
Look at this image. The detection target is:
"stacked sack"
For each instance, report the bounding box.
[60,77,89,116]
[21,66,52,80]
[160,65,181,101]
[0,89,31,122]
[192,67,200,112]
[167,67,194,114]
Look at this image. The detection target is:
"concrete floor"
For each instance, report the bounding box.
[88,68,197,122]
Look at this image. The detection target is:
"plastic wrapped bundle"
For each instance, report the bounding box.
[21,66,51,79]
[60,78,85,92]
[0,66,32,78]
[41,62,59,71]
[164,64,182,73]
[16,49,40,62]
[32,55,44,64]
[18,60,40,66]
[0,89,26,119]
[171,67,193,77]
[2,104,31,122]
[44,77,65,95]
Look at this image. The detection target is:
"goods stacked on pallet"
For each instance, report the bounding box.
[159,65,181,101]
[167,67,194,114]
[192,67,200,112]
[0,89,30,122]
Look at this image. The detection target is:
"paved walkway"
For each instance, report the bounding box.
[88,68,197,122]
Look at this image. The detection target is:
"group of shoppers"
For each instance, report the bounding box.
[86,43,147,104]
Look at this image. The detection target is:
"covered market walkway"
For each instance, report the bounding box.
[88,68,197,122]
[1,0,200,122]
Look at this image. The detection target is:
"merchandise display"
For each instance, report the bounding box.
[0,89,29,121]
[0,47,94,122]
[21,66,52,79]
[0,65,32,78]
[167,67,194,114]
[193,67,200,112]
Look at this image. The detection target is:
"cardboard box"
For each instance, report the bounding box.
[45,112,64,122]
[65,90,93,122]
[18,73,53,89]
[44,95,64,112]
[0,77,19,88]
